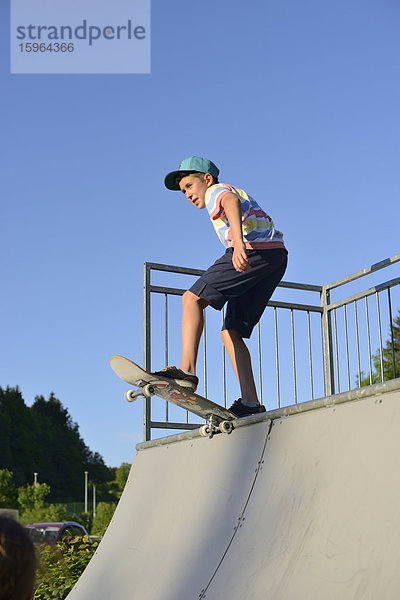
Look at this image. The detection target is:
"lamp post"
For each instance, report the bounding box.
[93,484,96,517]
[33,473,38,486]
[84,471,88,513]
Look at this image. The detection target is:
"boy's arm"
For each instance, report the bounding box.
[220,192,251,273]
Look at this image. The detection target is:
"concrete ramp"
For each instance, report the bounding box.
[67,380,400,600]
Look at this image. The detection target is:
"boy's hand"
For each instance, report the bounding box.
[220,194,251,272]
[232,243,251,272]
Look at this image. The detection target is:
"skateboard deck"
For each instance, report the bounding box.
[110,356,236,436]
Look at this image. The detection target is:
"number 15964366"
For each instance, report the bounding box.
[19,43,75,53]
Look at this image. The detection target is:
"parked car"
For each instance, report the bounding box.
[25,521,92,545]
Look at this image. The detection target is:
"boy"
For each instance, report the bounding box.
[153,156,287,417]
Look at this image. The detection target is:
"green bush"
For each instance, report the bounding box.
[20,504,73,527]
[34,537,98,600]
[17,482,75,526]
[91,502,117,536]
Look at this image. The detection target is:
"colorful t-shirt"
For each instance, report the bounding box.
[205,183,285,250]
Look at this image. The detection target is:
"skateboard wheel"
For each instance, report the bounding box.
[143,384,155,397]
[199,425,211,437]
[124,390,137,403]
[220,420,234,434]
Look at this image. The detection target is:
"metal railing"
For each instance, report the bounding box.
[142,254,400,441]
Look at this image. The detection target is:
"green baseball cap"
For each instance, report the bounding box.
[164,156,220,190]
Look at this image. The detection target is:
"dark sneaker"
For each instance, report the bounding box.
[151,366,199,391]
[228,399,266,418]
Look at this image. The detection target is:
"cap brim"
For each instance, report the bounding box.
[164,171,181,190]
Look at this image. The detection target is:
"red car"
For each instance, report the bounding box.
[25,521,92,545]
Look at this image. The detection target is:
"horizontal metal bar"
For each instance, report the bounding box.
[147,256,400,294]
[147,263,322,293]
[268,300,323,313]
[325,253,400,291]
[150,285,186,296]
[326,277,400,312]
[149,287,323,313]
[145,262,205,276]
[278,281,322,292]
[376,277,400,292]
[150,421,201,430]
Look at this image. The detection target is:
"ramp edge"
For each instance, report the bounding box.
[136,378,400,452]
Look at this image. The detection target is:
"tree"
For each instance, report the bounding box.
[0,469,18,508]
[30,393,112,501]
[360,310,400,385]
[115,462,130,496]
[18,482,51,513]
[0,387,114,503]
[0,387,35,486]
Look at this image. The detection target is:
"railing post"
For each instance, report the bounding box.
[143,263,152,441]
[321,285,335,397]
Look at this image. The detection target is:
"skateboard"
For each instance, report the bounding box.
[110,356,236,437]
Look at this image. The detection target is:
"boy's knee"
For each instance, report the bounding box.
[182,290,208,310]
[182,290,194,305]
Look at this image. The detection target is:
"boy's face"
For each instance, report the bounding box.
[178,173,213,209]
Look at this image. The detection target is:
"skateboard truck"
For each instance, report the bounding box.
[199,414,234,438]
[124,380,155,403]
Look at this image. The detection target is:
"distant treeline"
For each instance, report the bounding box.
[0,386,114,502]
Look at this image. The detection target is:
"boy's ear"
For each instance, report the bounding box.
[204,173,214,187]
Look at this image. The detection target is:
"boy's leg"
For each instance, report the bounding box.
[220,249,287,414]
[220,329,259,405]
[152,290,208,390]
[180,291,209,374]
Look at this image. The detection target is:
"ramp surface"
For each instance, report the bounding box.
[67,380,400,600]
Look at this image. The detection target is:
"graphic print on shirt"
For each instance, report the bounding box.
[205,183,285,250]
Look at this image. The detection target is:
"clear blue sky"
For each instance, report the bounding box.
[1,0,399,468]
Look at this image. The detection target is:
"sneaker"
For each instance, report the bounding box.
[228,399,266,418]
[151,366,199,391]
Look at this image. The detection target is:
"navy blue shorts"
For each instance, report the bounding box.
[189,247,288,338]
